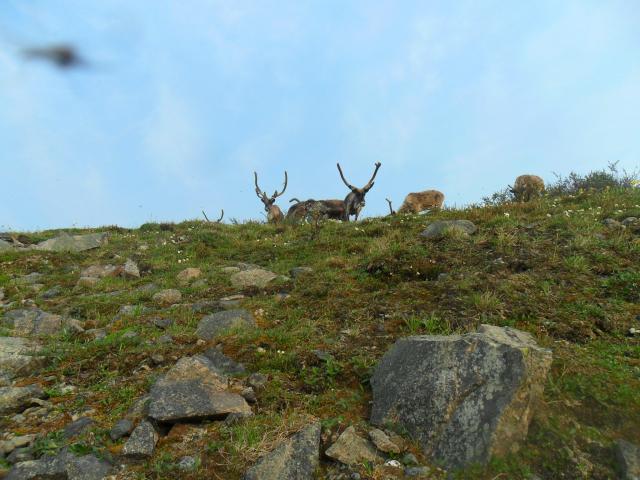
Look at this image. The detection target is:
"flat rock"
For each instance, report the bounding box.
[0,336,44,379]
[123,259,140,278]
[196,309,256,340]
[177,267,201,284]
[152,289,182,305]
[243,422,321,480]
[0,239,11,251]
[0,384,45,415]
[230,268,278,289]
[219,294,246,309]
[123,420,158,459]
[370,324,552,470]
[368,428,402,454]
[152,317,174,329]
[35,232,108,253]
[110,418,135,441]
[1,308,73,337]
[420,220,477,239]
[6,450,113,480]
[148,355,251,423]
[202,348,246,375]
[615,439,640,480]
[325,426,382,465]
[290,267,313,278]
[81,265,119,278]
[63,417,94,439]
[41,285,63,299]
[15,273,44,285]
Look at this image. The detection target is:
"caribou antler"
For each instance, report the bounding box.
[202,209,224,223]
[336,163,356,191]
[216,209,224,222]
[254,172,267,202]
[272,171,288,198]
[386,198,395,215]
[363,162,382,192]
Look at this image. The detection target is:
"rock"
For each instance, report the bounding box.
[191,299,221,313]
[384,459,402,468]
[121,331,138,340]
[15,273,44,285]
[0,287,4,301]
[85,328,107,341]
[241,387,257,403]
[247,373,268,390]
[219,294,246,309]
[2,308,64,336]
[325,426,382,466]
[243,422,321,480]
[401,452,419,466]
[0,384,46,415]
[157,334,173,344]
[6,449,114,480]
[123,420,158,459]
[123,259,140,278]
[117,304,148,316]
[5,454,65,479]
[622,217,638,226]
[196,309,256,340]
[64,451,114,480]
[0,434,36,456]
[405,466,431,477]
[603,218,625,230]
[151,354,165,365]
[225,412,254,426]
[41,285,63,299]
[63,417,94,439]
[152,289,182,305]
[615,439,640,480]
[202,348,246,375]
[6,447,35,464]
[368,428,402,454]
[64,318,85,334]
[0,239,11,251]
[148,355,251,423]
[109,418,134,441]
[177,456,198,471]
[290,267,313,278]
[35,232,108,252]
[125,395,150,422]
[370,324,552,470]
[222,266,241,274]
[420,220,477,239]
[230,268,278,289]
[0,336,43,379]
[77,276,100,288]
[152,317,174,329]
[81,265,119,279]
[177,267,201,284]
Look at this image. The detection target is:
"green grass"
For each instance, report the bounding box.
[0,187,639,479]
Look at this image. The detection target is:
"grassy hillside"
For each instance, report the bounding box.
[1,186,639,479]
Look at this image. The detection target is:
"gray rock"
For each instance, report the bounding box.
[219,295,246,310]
[5,449,113,480]
[405,466,431,477]
[152,317,174,329]
[290,267,313,278]
[622,217,638,226]
[230,268,278,289]
[15,273,44,285]
[35,232,108,253]
[123,259,140,278]
[241,387,257,403]
[0,434,36,456]
[151,354,165,365]
[191,300,222,313]
[123,420,158,459]
[63,417,94,439]
[0,384,45,415]
[615,439,640,480]
[420,220,477,239]
[85,328,107,341]
[0,287,4,301]
[2,308,80,337]
[65,452,114,480]
[202,348,246,375]
[401,452,419,466]
[243,422,321,480]
[152,289,182,305]
[325,426,382,465]
[41,285,63,299]
[0,239,11,251]
[0,336,44,379]
[224,411,254,426]
[370,324,552,470]
[121,331,138,340]
[7,447,35,464]
[125,395,150,422]
[603,218,625,230]
[109,418,134,441]
[177,455,198,471]
[368,428,402,454]
[247,373,268,390]
[148,355,251,423]
[196,309,256,340]
[177,267,201,284]
[157,334,173,344]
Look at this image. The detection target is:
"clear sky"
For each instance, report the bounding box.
[1,1,639,231]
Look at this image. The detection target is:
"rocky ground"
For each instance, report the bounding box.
[0,188,639,479]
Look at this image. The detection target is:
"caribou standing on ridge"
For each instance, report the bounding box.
[254,171,288,223]
[511,175,545,202]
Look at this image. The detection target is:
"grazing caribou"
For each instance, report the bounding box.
[511,175,545,202]
[398,190,445,214]
[254,171,288,223]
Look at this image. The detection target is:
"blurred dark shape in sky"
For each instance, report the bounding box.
[22,44,85,69]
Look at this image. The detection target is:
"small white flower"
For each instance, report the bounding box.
[504,212,510,217]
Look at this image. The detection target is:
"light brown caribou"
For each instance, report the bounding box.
[397,190,445,214]
[511,175,545,202]
[254,171,288,223]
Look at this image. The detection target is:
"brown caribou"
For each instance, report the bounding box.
[511,175,545,202]
[397,190,445,214]
[254,171,288,223]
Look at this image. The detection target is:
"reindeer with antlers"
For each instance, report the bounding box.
[254,171,288,224]
[286,162,382,222]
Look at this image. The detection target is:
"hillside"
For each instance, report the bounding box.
[1,187,639,479]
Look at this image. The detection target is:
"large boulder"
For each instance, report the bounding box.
[1,308,78,337]
[243,422,321,480]
[0,336,43,379]
[370,324,552,470]
[0,239,11,251]
[196,309,256,340]
[5,449,113,480]
[148,355,251,423]
[35,232,107,253]
[615,439,640,480]
[420,220,477,239]
[230,268,279,289]
[0,384,46,415]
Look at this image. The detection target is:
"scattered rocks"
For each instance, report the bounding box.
[109,418,134,441]
[151,317,173,329]
[202,348,246,375]
[420,220,477,239]
[243,422,321,480]
[63,416,95,439]
[177,267,202,284]
[123,259,140,278]
[35,232,108,252]
[615,439,640,480]
[325,426,382,466]
[152,289,182,306]
[230,268,279,289]
[0,336,43,379]
[196,309,256,340]
[368,428,402,454]
[123,420,158,459]
[370,324,552,470]
[0,384,46,415]
[148,355,251,423]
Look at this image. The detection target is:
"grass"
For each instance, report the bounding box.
[0,187,639,479]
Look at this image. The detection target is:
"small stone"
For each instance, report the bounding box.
[152,317,174,329]
[230,268,278,289]
[85,328,107,341]
[0,435,36,455]
[603,218,625,229]
[401,453,419,466]
[221,266,240,274]
[152,289,182,306]
[247,373,268,390]
[121,331,138,340]
[405,466,431,477]
[0,385,45,415]
[241,387,257,403]
[219,294,246,309]
[224,411,253,426]
[177,267,201,284]
[123,420,158,459]
[123,259,140,278]
[420,220,477,239]
[63,417,94,439]
[6,447,34,464]
[177,455,198,471]
[109,418,134,441]
[290,267,313,278]
[157,334,173,344]
[77,276,100,288]
[202,348,246,375]
[622,217,638,226]
[325,426,382,465]
[368,428,402,454]
[196,309,256,340]
[151,354,165,365]
[384,459,402,468]
[64,318,85,334]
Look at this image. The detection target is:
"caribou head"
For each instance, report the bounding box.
[254,171,288,223]
[337,161,382,221]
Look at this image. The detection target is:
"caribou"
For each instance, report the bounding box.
[254,171,288,223]
[511,175,545,202]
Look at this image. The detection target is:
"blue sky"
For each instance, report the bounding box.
[1,0,639,231]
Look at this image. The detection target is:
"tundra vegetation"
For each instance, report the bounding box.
[0,166,639,479]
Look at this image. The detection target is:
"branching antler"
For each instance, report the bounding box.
[272,171,288,198]
[386,198,395,215]
[254,172,267,202]
[337,163,356,191]
[363,162,382,192]
[202,209,224,223]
